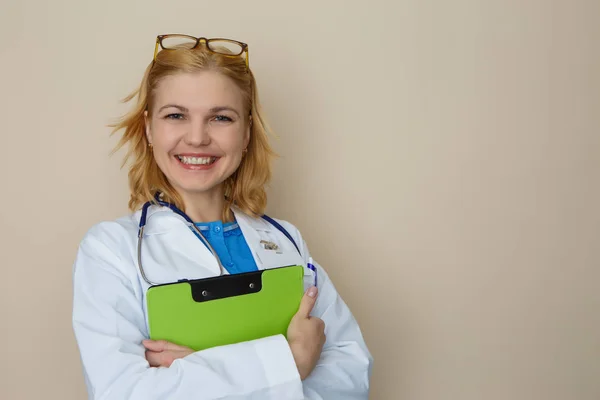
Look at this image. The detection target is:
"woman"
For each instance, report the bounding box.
[72,34,372,399]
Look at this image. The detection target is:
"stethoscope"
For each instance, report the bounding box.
[137,194,227,286]
[136,193,310,286]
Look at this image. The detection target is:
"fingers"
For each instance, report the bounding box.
[143,339,166,352]
[315,317,325,330]
[145,350,175,367]
[296,286,318,319]
[143,339,186,352]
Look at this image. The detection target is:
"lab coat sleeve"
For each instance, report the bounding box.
[279,221,374,399]
[72,223,304,400]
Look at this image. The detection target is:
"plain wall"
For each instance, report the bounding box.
[1,0,599,399]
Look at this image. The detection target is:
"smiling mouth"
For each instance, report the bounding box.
[176,155,218,165]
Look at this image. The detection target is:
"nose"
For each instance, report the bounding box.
[183,119,211,146]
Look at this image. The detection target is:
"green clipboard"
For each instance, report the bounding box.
[146,265,304,351]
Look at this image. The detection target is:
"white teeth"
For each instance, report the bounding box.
[178,156,215,165]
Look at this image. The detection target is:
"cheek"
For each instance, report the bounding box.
[220,126,248,151]
[152,122,183,150]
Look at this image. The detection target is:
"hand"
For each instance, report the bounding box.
[287,286,326,380]
[143,339,194,368]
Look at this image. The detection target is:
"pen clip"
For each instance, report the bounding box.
[307,257,318,288]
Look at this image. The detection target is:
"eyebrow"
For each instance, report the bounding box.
[210,106,240,118]
[157,104,240,117]
[158,104,189,113]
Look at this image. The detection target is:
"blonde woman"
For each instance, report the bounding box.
[72,35,372,399]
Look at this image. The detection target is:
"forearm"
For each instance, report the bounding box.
[301,344,373,400]
[78,333,303,400]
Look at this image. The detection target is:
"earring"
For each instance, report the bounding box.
[148,143,153,149]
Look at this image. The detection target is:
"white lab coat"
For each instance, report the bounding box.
[72,205,373,399]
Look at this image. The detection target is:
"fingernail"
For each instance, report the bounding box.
[308,287,317,298]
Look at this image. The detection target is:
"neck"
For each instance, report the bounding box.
[179,188,228,223]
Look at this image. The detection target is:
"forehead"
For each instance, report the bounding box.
[152,71,245,112]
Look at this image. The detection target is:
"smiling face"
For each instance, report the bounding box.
[145,71,250,203]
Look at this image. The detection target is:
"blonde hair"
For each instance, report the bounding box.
[110,45,276,221]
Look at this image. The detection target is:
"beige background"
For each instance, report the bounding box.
[1,0,599,399]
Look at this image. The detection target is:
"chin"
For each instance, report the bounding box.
[174,178,225,195]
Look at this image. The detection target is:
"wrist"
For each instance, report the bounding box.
[289,341,310,380]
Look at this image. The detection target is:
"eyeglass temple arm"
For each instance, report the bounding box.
[153,39,160,61]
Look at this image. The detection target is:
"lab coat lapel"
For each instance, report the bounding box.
[233,208,306,271]
[140,206,222,282]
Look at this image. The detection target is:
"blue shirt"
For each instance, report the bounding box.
[191,220,258,275]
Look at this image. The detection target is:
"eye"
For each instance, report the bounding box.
[164,113,185,120]
[213,115,233,122]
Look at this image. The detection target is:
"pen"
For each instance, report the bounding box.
[307,257,317,288]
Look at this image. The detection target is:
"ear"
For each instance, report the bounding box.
[144,110,152,145]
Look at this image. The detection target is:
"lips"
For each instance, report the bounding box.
[174,154,220,170]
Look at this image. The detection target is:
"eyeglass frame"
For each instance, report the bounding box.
[153,34,249,70]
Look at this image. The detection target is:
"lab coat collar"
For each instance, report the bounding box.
[135,204,305,275]
[135,205,276,235]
